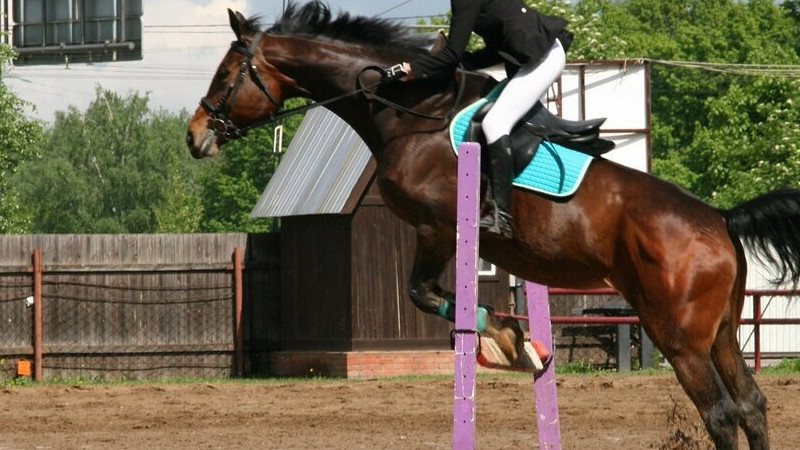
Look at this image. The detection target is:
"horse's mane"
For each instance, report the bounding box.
[263,0,428,52]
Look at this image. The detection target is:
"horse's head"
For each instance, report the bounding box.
[188,3,452,159]
[187,9,298,158]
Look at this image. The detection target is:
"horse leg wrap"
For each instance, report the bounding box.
[437,297,488,332]
[437,298,455,321]
[476,306,489,333]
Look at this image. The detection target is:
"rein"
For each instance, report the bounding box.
[200,36,467,141]
[357,66,467,122]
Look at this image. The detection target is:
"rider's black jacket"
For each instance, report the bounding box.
[409,0,572,79]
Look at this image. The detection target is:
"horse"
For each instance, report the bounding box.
[186,3,800,449]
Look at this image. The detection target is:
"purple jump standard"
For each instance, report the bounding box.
[453,142,481,450]
[452,142,562,449]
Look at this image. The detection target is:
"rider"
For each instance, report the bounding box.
[394,0,572,239]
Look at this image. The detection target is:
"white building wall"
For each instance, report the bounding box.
[739,253,800,355]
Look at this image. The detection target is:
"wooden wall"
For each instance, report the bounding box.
[279,215,353,350]
[278,181,511,352]
[0,194,511,379]
[350,190,510,350]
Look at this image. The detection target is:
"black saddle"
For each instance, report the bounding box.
[466,100,616,176]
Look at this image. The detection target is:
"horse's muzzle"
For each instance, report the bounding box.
[186,128,220,159]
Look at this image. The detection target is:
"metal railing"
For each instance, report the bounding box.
[501,288,800,372]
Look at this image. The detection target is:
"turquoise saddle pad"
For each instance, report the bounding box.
[449,83,594,197]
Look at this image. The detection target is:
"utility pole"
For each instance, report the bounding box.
[2,0,9,45]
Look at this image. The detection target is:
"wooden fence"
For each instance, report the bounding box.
[0,234,280,380]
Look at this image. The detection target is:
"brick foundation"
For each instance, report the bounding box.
[269,350,490,378]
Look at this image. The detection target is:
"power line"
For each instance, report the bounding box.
[649,59,800,77]
[144,24,229,28]
[373,0,417,18]
[13,56,800,84]
[142,31,235,35]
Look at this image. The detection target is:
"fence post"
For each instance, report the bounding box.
[617,323,631,371]
[233,246,244,376]
[753,294,762,372]
[32,248,43,382]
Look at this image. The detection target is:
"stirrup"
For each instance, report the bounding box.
[479,202,513,239]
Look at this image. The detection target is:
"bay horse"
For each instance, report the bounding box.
[186,3,800,448]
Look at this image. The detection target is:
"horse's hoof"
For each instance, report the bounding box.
[534,354,554,381]
[477,337,547,375]
[515,341,545,372]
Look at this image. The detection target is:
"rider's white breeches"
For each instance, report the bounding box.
[482,39,566,145]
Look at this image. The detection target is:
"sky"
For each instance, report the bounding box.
[4,0,449,122]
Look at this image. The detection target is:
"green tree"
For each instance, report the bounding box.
[0,42,42,232]
[154,109,205,232]
[580,0,800,205]
[13,88,198,233]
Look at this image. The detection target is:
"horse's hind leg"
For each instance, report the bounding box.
[634,288,742,449]
[666,348,742,449]
[710,303,769,449]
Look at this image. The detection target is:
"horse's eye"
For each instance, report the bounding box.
[216,68,231,81]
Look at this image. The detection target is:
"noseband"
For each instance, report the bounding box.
[200,32,282,140]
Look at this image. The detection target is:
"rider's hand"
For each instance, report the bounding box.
[401,62,414,79]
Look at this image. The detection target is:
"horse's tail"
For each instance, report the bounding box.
[723,188,800,286]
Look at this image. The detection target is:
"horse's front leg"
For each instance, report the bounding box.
[408,228,529,368]
[407,227,456,319]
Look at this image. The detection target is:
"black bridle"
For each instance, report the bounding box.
[199,34,467,142]
[200,32,282,140]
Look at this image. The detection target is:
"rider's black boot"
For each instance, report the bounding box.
[479,135,514,239]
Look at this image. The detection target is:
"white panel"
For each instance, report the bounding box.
[582,65,647,129]
[560,63,649,172]
[601,133,649,172]
[739,250,800,355]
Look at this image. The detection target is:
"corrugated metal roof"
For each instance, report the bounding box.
[250,107,373,218]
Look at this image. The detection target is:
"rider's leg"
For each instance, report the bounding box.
[479,136,515,238]
[483,39,566,143]
[479,39,566,238]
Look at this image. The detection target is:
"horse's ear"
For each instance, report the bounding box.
[228,9,244,40]
[431,30,447,53]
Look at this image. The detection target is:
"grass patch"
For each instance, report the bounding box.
[760,358,800,375]
[556,360,610,374]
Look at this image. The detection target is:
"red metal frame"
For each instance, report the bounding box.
[32,248,43,382]
[233,246,245,376]
[496,288,800,372]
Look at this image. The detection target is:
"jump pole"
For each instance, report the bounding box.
[453,141,562,449]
